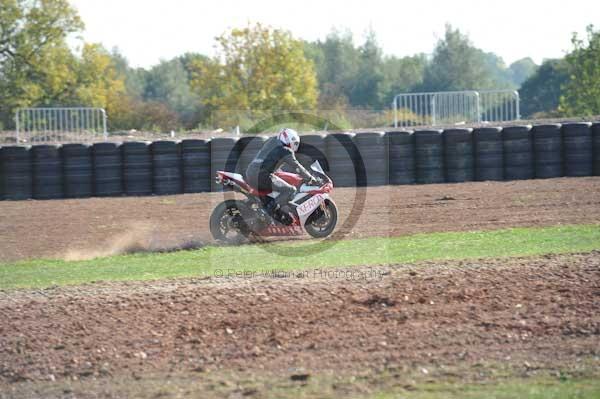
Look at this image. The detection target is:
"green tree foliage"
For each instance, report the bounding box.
[110,49,147,99]
[190,23,318,125]
[0,0,135,130]
[106,96,181,132]
[72,44,126,113]
[349,30,385,108]
[559,25,600,117]
[305,30,427,109]
[304,29,359,108]
[0,0,83,127]
[421,25,497,91]
[143,55,203,128]
[480,51,513,88]
[0,0,83,66]
[381,54,427,99]
[518,59,568,117]
[508,57,538,87]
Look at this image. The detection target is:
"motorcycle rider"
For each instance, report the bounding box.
[246,128,320,214]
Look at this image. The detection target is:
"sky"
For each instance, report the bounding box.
[69,0,599,69]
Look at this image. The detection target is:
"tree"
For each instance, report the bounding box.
[421,25,497,92]
[110,48,147,99]
[519,59,568,117]
[306,29,405,108]
[0,0,83,127]
[144,56,202,128]
[559,25,600,116]
[12,43,78,106]
[308,26,527,109]
[304,29,360,107]
[0,0,82,66]
[348,30,385,108]
[190,23,318,126]
[509,57,538,87]
[381,54,427,102]
[479,51,514,88]
[106,96,181,132]
[71,43,127,127]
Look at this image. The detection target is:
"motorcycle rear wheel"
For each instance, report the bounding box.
[209,200,250,243]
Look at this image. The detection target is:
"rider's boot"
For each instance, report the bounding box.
[264,197,278,215]
[276,188,295,214]
[267,188,293,225]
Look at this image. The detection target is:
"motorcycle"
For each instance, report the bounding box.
[210,161,338,242]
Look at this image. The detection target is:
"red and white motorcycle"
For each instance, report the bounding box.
[210,161,337,242]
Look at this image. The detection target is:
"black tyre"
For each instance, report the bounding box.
[32,145,63,199]
[152,140,182,195]
[502,125,533,180]
[474,127,503,181]
[61,144,93,198]
[414,130,444,184]
[181,139,211,193]
[122,142,152,196]
[209,200,250,243]
[562,123,592,177]
[444,128,474,183]
[93,142,123,197]
[304,199,337,238]
[386,130,415,185]
[326,133,359,187]
[0,146,32,200]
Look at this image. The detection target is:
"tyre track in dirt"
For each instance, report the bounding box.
[0,177,599,262]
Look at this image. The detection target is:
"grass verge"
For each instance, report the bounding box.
[1,224,599,290]
[372,378,600,399]
[9,371,600,399]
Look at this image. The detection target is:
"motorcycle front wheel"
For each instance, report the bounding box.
[304,199,337,238]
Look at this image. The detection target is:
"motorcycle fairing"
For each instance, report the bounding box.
[215,161,335,235]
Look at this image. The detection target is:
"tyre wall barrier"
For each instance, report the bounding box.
[210,137,239,192]
[93,142,123,197]
[326,133,359,187]
[152,141,182,195]
[562,123,593,177]
[532,124,562,179]
[474,127,503,181]
[443,128,474,183]
[1,121,600,200]
[122,141,152,196]
[181,139,211,193]
[414,130,444,184]
[353,132,387,186]
[502,125,534,180]
[0,146,32,200]
[297,134,328,172]
[62,144,93,198]
[236,136,267,176]
[32,145,63,199]
[386,130,415,185]
[593,123,600,176]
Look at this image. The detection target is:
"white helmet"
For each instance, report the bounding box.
[278,128,300,152]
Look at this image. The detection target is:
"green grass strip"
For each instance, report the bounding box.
[371,377,600,399]
[1,224,599,290]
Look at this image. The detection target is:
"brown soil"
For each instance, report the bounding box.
[0,252,599,387]
[1,177,600,262]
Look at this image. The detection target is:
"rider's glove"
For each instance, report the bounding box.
[309,176,322,186]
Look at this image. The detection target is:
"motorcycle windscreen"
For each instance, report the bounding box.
[311,161,325,174]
